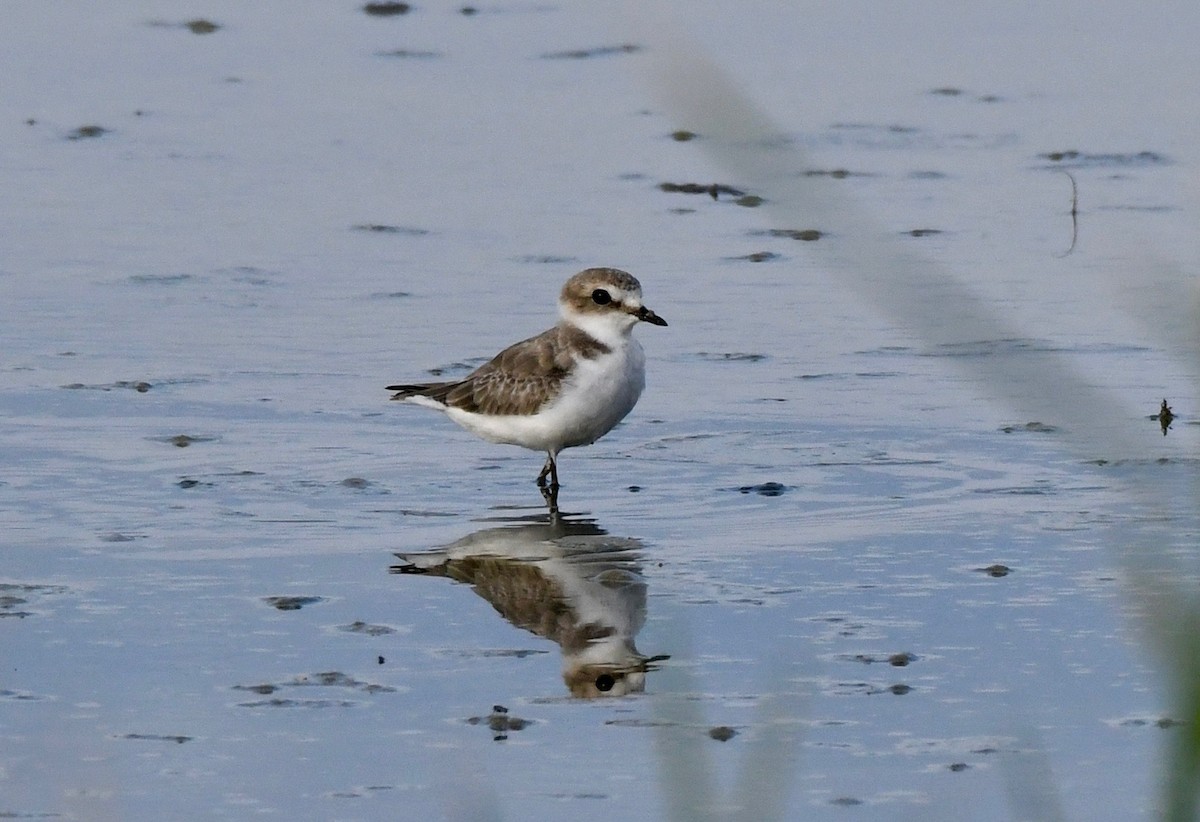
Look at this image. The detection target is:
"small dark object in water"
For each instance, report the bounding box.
[709,726,737,742]
[659,182,745,200]
[467,705,529,740]
[739,482,787,497]
[363,2,411,15]
[185,19,220,34]
[769,228,822,241]
[67,125,108,140]
[888,683,911,695]
[263,595,324,611]
[1152,398,1174,436]
[888,652,916,667]
[949,762,970,772]
[981,564,1010,577]
[541,44,641,60]
[804,168,853,178]
[671,130,697,141]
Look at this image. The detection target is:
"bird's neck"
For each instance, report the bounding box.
[559,310,633,350]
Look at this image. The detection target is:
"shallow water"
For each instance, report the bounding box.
[3,2,1198,820]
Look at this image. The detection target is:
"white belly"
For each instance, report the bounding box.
[446,342,646,454]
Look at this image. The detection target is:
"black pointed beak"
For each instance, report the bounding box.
[637,305,668,326]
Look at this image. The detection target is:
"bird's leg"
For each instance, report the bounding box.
[536,453,560,489]
[539,481,560,517]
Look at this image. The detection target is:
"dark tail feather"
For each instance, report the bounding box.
[387,382,457,402]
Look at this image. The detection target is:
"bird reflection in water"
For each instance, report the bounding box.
[391,517,667,698]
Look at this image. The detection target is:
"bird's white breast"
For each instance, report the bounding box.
[444,336,645,454]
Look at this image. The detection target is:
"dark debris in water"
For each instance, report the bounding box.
[1039,150,1169,168]
[339,620,397,636]
[1117,716,1187,729]
[659,181,746,201]
[709,725,737,742]
[927,87,1004,102]
[851,652,917,667]
[766,228,823,242]
[541,44,641,59]
[129,273,192,285]
[119,733,193,744]
[908,228,943,237]
[1152,399,1175,436]
[694,352,768,363]
[263,595,325,611]
[146,19,220,34]
[737,482,788,497]
[803,168,867,179]
[156,433,215,448]
[351,223,430,235]
[467,704,530,740]
[67,124,109,140]
[185,19,220,34]
[289,671,396,692]
[978,564,1011,577]
[1000,421,1058,434]
[236,697,360,709]
[730,251,780,263]
[62,380,152,392]
[0,583,70,619]
[233,671,395,707]
[604,717,678,728]
[671,129,697,141]
[363,2,411,15]
[1,688,47,700]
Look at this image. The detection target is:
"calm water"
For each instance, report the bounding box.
[3,3,1197,820]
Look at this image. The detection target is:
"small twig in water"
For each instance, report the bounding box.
[1058,170,1079,256]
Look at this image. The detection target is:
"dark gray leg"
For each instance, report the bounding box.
[536,453,559,488]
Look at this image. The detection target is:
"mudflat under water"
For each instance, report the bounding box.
[3,3,1198,820]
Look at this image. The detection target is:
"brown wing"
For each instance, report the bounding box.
[388,326,591,416]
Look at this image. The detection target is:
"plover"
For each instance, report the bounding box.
[387,267,667,489]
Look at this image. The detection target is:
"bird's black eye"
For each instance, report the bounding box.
[591,289,612,306]
[595,673,616,692]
